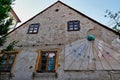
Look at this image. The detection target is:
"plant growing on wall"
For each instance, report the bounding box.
[0,40,18,68]
[2,40,18,51]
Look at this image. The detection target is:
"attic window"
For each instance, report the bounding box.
[28,23,40,34]
[55,9,59,12]
[68,20,80,31]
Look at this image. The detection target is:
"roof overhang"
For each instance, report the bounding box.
[10,8,21,23]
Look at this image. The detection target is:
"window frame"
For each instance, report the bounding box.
[0,52,17,72]
[36,50,57,73]
[67,20,80,31]
[27,23,40,34]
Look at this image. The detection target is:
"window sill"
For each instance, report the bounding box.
[32,72,57,78]
[0,72,13,78]
[67,29,80,31]
[3,50,18,53]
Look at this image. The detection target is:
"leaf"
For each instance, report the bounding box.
[118,22,120,27]
[3,40,19,51]
[113,25,117,29]
[0,37,6,46]
[104,15,107,17]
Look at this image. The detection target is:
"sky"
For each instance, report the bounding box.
[12,0,120,27]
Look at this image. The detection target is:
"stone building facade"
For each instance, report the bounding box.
[1,1,120,80]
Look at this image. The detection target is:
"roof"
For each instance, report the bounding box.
[64,38,120,71]
[10,8,21,22]
[8,1,120,36]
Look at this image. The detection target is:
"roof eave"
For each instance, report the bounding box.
[10,8,21,22]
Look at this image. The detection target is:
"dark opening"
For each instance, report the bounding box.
[55,9,59,12]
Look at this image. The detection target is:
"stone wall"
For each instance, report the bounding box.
[9,48,120,80]
[5,2,118,47]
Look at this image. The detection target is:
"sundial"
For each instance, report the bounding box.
[64,34,120,71]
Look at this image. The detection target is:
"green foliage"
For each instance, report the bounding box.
[0,18,13,35]
[3,40,18,51]
[0,0,14,21]
[0,0,14,46]
[0,36,6,46]
[105,10,120,32]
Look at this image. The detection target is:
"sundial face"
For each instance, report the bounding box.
[64,38,120,71]
[70,43,87,58]
[64,39,89,70]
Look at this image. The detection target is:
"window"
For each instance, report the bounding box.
[0,53,16,72]
[68,20,80,31]
[37,51,57,72]
[28,23,40,34]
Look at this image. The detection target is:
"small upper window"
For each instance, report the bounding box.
[68,20,80,31]
[0,53,17,72]
[28,23,40,34]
